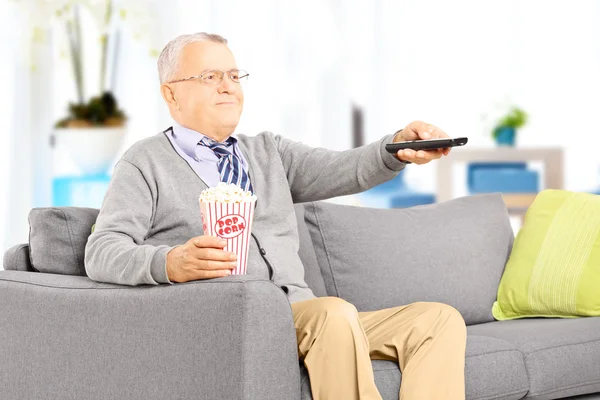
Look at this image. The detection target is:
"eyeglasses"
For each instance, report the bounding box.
[168,69,249,85]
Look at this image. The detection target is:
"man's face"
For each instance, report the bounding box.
[163,41,244,138]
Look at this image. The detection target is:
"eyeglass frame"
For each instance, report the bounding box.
[167,69,249,85]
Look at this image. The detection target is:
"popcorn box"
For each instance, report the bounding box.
[199,199,257,275]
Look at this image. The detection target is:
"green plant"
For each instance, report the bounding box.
[493,107,528,139]
[55,92,126,128]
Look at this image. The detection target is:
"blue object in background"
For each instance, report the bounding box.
[389,192,436,208]
[467,162,539,194]
[359,172,435,208]
[53,174,111,208]
[494,126,516,146]
[468,163,526,189]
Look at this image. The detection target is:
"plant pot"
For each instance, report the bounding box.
[54,126,127,175]
[494,126,516,146]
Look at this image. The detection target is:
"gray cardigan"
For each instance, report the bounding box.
[84,129,406,303]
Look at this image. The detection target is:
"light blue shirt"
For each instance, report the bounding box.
[165,122,250,188]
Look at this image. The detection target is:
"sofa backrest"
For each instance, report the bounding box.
[298,193,514,326]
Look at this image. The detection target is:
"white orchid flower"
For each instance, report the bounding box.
[12,0,158,103]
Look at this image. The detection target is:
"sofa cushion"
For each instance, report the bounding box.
[303,193,514,325]
[493,189,600,320]
[464,335,529,400]
[300,334,529,400]
[28,207,99,276]
[469,317,600,399]
[294,204,328,297]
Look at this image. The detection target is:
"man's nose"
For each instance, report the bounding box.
[217,74,236,94]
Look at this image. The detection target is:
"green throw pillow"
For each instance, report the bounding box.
[492,189,600,320]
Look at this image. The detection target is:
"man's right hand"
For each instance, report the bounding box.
[166,235,238,283]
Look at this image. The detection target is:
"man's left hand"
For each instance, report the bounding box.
[393,121,451,165]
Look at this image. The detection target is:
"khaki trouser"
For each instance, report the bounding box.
[291,297,467,400]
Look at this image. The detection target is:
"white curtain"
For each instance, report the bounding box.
[0,2,15,255]
[1,1,55,255]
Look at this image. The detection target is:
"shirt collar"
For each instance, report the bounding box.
[171,121,238,158]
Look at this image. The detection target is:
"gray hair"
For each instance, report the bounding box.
[157,32,228,84]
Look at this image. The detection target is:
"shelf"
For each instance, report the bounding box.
[437,147,564,205]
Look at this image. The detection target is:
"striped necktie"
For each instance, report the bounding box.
[199,136,254,194]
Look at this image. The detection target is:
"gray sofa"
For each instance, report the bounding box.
[2,193,600,400]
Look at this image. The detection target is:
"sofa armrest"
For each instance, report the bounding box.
[2,243,35,272]
[0,271,300,400]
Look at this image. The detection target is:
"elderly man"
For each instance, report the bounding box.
[85,32,466,400]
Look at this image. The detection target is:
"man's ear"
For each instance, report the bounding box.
[160,84,179,110]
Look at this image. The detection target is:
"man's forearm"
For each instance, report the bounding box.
[85,233,174,286]
[84,159,174,286]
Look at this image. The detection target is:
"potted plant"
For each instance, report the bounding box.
[54,92,128,176]
[492,106,528,147]
[15,0,156,175]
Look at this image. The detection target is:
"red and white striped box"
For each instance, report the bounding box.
[199,200,257,275]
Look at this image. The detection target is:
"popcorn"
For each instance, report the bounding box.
[198,182,257,203]
[198,182,257,276]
